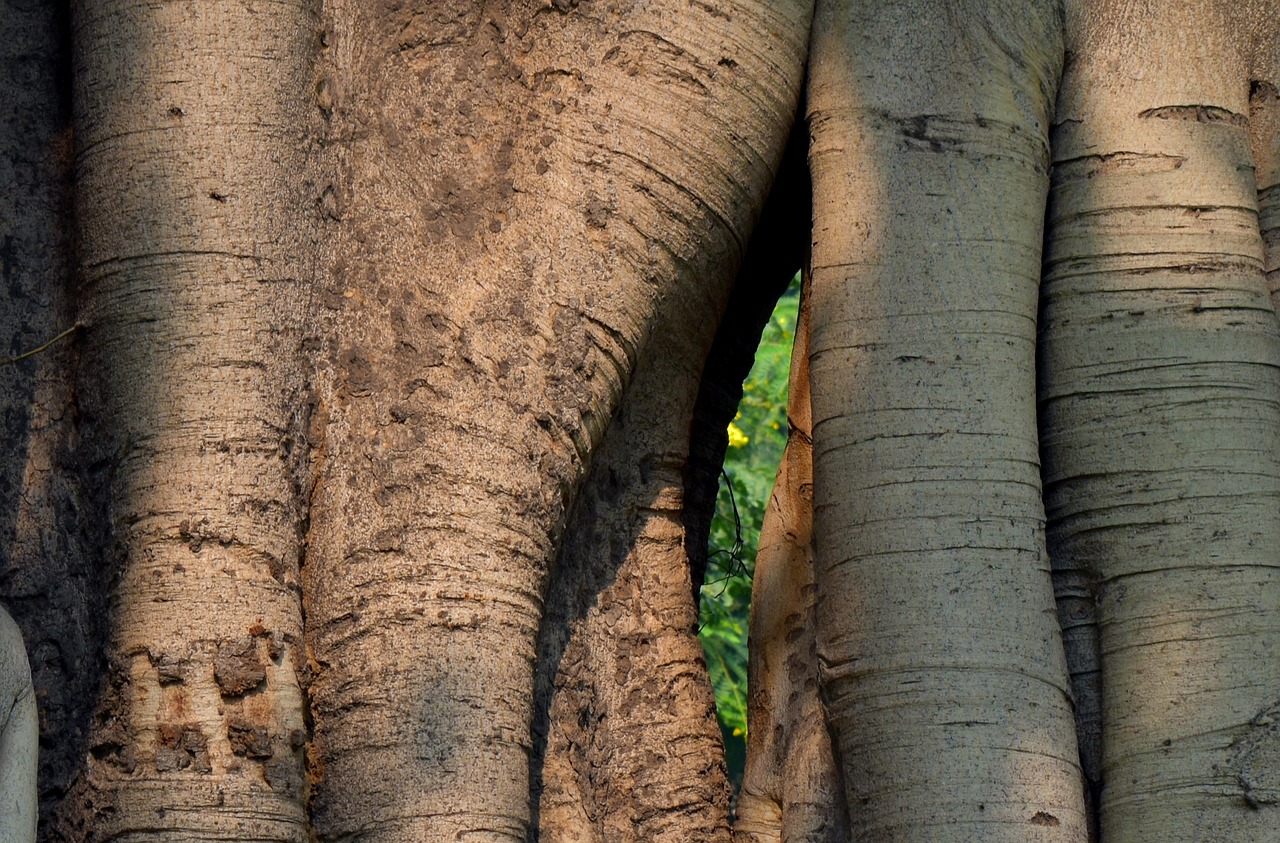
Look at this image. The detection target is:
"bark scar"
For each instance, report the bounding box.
[1138,104,1248,127]
[1230,701,1280,809]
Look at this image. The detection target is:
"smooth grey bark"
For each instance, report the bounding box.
[0,606,36,843]
[807,1,1086,839]
[1041,3,1280,839]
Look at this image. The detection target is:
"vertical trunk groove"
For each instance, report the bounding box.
[684,124,811,596]
[0,3,93,835]
[808,1,1086,839]
[1041,3,1280,839]
[1240,2,1280,308]
[65,2,319,838]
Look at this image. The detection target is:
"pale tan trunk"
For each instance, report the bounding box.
[807,1,1086,839]
[301,2,810,839]
[1041,2,1280,839]
[66,2,318,837]
[734,291,847,843]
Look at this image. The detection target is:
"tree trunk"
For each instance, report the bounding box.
[0,4,97,834]
[806,1,1087,839]
[0,606,37,843]
[62,1,321,838]
[15,0,813,837]
[15,2,1280,840]
[1244,4,1280,307]
[296,1,811,839]
[1040,2,1280,839]
[531,262,736,843]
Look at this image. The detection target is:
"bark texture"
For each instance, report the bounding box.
[301,1,811,839]
[64,1,319,838]
[0,3,97,831]
[733,291,847,843]
[1241,2,1280,306]
[1041,2,1280,839]
[531,276,734,842]
[531,183,811,839]
[807,1,1086,839]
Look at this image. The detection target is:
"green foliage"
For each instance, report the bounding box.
[699,275,799,789]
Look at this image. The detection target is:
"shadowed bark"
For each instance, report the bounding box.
[531,268,737,843]
[684,122,811,595]
[1041,3,1280,839]
[60,1,321,837]
[300,2,811,839]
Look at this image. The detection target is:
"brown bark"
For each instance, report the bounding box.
[62,1,320,838]
[1241,2,1280,306]
[531,271,735,843]
[301,1,811,839]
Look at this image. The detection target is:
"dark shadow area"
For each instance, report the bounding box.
[683,117,811,596]
[0,4,108,834]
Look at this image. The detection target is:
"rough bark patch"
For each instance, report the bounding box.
[227,717,274,759]
[214,638,266,697]
[1138,104,1249,126]
[154,723,211,773]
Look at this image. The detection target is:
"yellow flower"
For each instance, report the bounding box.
[727,421,749,448]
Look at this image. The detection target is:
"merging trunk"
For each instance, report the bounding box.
[62,2,321,838]
[299,2,811,839]
[18,1,811,838]
[733,289,847,843]
[1040,3,1280,839]
[531,126,812,840]
[531,269,737,842]
[806,1,1086,839]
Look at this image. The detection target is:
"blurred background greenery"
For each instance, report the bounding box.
[698,275,800,795]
